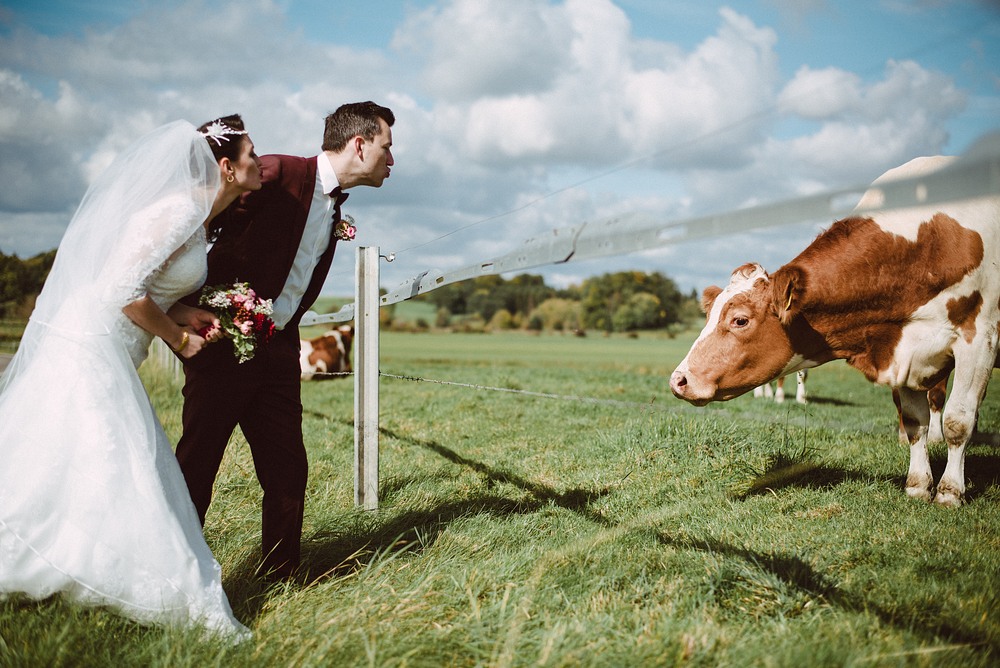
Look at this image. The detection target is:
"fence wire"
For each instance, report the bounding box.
[304,368,896,436]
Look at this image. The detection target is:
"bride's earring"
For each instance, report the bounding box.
[226,174,235,183]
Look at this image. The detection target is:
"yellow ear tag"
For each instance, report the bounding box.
[785,292,793,311]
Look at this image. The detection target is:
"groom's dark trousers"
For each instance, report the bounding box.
[176,154,346,578]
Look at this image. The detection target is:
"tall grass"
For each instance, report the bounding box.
[3,330,999,667]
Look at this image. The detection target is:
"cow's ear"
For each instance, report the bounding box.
[701,285,722,315]
[770,267,802,325]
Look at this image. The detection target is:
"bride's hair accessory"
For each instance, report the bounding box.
[200,121,248,146]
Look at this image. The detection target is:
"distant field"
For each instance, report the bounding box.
[5,328,1000,667]
[0,319,25,354]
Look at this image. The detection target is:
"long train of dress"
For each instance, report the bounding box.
[0,227,249,640]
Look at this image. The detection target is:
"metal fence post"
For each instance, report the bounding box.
[354,246,380,510]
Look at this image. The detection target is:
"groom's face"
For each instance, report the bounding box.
[358,118,394,188]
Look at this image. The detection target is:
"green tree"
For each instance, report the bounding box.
[435,307,451,329]
[579,271,683,332]
[529,298,581,331]
[419,274,554,322]
[0,249,56,318]
[487,308,516,330]
[612,292,662,331]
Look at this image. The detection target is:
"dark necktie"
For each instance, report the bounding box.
[329,187,349,208]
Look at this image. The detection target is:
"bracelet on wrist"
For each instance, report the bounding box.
[170,330,190,353]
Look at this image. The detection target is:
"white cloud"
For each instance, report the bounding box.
[0,0,987,296]
[405,2,782,172]
[778,65,863,118]
[680,56,968,219]
[393,0,572,101]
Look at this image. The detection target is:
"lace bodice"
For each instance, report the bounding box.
[119,227,208,367]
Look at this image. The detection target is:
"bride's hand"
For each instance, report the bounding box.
[178,329,209,359]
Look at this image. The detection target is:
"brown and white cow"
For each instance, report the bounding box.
[299,325,354,380]
[670,156,999,506]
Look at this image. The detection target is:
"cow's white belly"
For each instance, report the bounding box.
[884,322,953,389]
[880,290,962,388]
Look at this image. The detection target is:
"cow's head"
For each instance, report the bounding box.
[669,262,800,405]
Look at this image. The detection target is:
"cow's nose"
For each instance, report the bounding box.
[669,370,688,396]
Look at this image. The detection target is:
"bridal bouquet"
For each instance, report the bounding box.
[198,282,276,363]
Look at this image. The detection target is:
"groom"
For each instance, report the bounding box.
[175,101,395,580]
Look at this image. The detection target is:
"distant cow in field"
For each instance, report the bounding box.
[669,155,999,506]
[754,370,808,404]
[300,325,354,380]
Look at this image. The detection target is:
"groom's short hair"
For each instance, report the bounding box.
[323,101,395,153]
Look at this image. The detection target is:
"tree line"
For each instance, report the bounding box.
[0,250,56,319]
[416,271,702,334]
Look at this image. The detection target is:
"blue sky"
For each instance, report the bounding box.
[1,0,998,294]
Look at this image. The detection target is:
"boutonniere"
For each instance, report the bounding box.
[334,215,357,241]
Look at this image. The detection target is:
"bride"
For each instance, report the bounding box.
[0,116,261,639]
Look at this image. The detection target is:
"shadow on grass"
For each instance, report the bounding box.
[273,426,613,594]
[801,395,860,407]
[378,426,614,521]
[656,532,999,656]
[730,446,1000,503]
[971,430,1000,447]
[930,449,1000,503]
[227,494,542,622]
[728,448,875,501]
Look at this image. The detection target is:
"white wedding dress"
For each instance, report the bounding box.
[0,122,249,640]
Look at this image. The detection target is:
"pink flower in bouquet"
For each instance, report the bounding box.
[198,282,275,363]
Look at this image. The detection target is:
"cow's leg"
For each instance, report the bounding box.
[794,370,807,404]
[926,376,947,445]
[896,386,934,502]
[754,382,775,400]
[774,376,786,403]
[893,388,906,445]
[935,346,995,507]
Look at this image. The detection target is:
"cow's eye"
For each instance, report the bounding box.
[732,316,749,328]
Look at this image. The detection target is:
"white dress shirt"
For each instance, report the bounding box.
[270,154,340,328]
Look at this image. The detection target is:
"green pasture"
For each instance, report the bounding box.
[3,329,999,667]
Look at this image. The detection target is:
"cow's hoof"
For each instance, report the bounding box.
[933,485,965,508]
[905,473,933,502]
[905,485,933,502]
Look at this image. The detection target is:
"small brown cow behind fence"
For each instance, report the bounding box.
[299,325,354,380]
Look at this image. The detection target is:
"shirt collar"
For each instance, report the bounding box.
[317,152,341,196]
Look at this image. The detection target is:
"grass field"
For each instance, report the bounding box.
[3,328,999,667]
